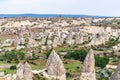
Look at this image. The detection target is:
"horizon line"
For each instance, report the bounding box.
[0,13,116,17]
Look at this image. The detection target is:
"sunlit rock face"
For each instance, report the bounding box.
[27,37,39,48]
[45,49,66,80]
[75,32,84,44]
[109,63,120,80]
[16,63,24,80]
[80,49,96,80]
[16,62,33,80]
[23,62,33,80]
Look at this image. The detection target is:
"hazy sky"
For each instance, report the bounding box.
[0,0,119,16]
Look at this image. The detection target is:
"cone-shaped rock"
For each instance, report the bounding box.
[23,62,33,80]
[46,49,66,80]
[16,63,24,80]
[80,49,96,80]
[109,63,120,80]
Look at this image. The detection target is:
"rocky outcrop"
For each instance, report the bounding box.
[16,63,24,80]
[24,62,33,80]
[45,49,66,80]
[27,37,39,48]
[4,74,16,80]
[75,32,83,44]
[109,63,120,80]
[16,62,33,80]
[80,49,96,80]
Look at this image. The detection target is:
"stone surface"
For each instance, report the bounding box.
[16,62,33,80]
[109,63,120,80]
[16,63,24,80]
[80,49,96,80]
[27,37,39,48]
[23,62,33,80]
[4,74,16,80]
[45,49,66,80]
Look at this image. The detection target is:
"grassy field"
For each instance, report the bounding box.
[64,59,82,73]
[0,46,83,80]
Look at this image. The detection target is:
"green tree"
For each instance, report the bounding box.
[3,49,25,62]
[64,49,88,61]
[95,56,109,68]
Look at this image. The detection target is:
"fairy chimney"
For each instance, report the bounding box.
[80,49,96,80]
[46,50,66,80]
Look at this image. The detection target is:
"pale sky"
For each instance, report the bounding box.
[0,0,119,16]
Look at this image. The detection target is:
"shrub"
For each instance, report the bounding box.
[95,56,109,68]
[66,72,71,77]
[10,65,16,70]
[98,68,113,80]
[64,49,88,61]
[3,49,25,62]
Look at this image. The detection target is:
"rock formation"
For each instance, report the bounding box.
[16,62,33,80]
[109,63,120,80]
[27,37,39,48]
[80,49,96,80]
[16,63,24,80]
[75,32,83,44]
[23,62,33,80]
[45,49,66,80]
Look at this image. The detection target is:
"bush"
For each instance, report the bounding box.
[3,49,25,62]
[95,56,109,68]
[64,49,88,61]
[10,65,16,70]
[97,78,108,80]
[97,68,113,80]
[66,72,71,77]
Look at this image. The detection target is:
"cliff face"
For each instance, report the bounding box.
[46,49,66,80]
[80,49,96,80]
[109,63,120,80]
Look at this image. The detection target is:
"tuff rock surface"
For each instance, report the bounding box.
[109,63,120,80]
[80,49,96,80]
[45,49,66,80]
